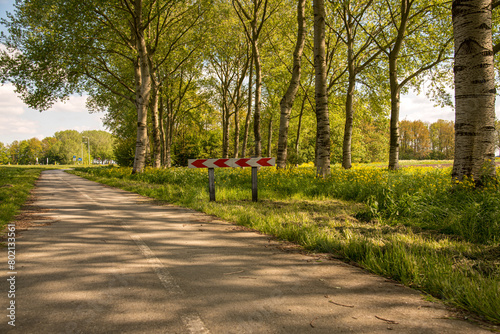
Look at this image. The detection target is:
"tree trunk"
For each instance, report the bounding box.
[342,9,355,170]
[222,102,230,159]
[267,117,273,156]
[342,72,355,169]
[150,79,162,168]
[294,95,306,165]
[234,106,240,158]
[132,0,151,174]
[232,56,249,159]
[159,93,167,168]
[313,0,330,177]
[386,0,411,171]
[164,95,173,168]
[165,110,173,168]
[452,0,496,184]
[242,56,253,157]
[276,0,306,169]
[253,40,262,157]
[388,51,400,170]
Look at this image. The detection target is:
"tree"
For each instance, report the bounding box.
[206,7,250,158]
[331,0,384,169]
[1,0,206,173]
[276,0,307,168]
[22,138,43,164]
[81,130,115,162]
[452,0,496,184]
[369,0,452,169]
[148,2,209,168]
[41,137,58,164]
[429,119,454,159]
[399,120,431,159]
[314,0,331,176]
[51,130,86,164]
[233,0,279,157]
[0,142,10,164]
[9,140,24,165]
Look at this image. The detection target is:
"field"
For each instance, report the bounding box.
[69,163,500,325]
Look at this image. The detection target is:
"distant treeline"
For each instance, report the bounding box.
[0,130,115,165]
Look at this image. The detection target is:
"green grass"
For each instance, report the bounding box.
[0,166,44,230]
[0,165,74,232]
[70,164,500,325]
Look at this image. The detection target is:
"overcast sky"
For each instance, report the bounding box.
[0,0,456,145]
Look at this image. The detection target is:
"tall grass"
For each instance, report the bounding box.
[0,167,43,230]
[72,165,500,324]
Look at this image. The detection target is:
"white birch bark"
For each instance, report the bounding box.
[452,0,496,184]
[132,0,151,174]
[314,0,331,177]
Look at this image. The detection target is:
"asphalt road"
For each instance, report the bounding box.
[1,170,493,333]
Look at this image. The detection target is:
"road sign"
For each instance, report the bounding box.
[188,158,275,168]
[188,158,275,202]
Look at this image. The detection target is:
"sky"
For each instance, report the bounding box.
[0,0,456,146]
[0,0,107,145]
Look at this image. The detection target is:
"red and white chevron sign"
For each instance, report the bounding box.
[188,158,275,168]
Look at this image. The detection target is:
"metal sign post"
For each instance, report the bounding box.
[208,168,216,202]
[188,158,275,202]
[252,167,258,202]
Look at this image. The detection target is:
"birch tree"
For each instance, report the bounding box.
[452,0,496,184]
[276,0,307,168]
[368,0,452,170]
[314,0,331,176]
[233,0,279,157]
[334,0,384,169]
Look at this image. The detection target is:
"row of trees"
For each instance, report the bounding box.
[0,0,498,183]
[0,130,115,165]
[399,119,455,160]
[401,118,500,162]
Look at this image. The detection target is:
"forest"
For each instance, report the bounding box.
[0,0,498,181]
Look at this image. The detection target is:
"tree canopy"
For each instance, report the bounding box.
[1,0,497,174]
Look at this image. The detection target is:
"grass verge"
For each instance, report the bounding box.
[70,165,499,325]
[0,167,44,231]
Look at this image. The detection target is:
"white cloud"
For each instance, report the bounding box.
[0,116,38,135]
[0,84,26,115]
[0,84,106,144]
[400,92,454,124]
[51,95,88,113]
